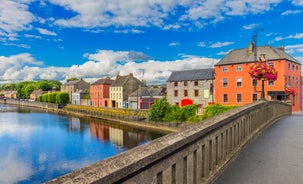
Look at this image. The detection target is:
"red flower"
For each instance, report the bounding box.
[248,61,278,81]
[285,88,295,95]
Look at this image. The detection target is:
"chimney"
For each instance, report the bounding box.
[277,46,285,52]
[248,42,255,54]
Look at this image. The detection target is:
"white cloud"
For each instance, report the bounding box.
[198,42,206,47]
[243,23,260,30]
[0,51,217,85]
[209,41,234,48]
[37,28,57,36]
[285,44,303,54]
[42,0,283,31]
[281,10,302,16]
[0,1,34,36]
[169,42,180,46]
[274,33,303,41]
[292,0,303,6]
[217,50,231,56]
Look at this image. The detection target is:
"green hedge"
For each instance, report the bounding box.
[37,92,69,104]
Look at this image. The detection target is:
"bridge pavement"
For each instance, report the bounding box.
[214,111,303,184]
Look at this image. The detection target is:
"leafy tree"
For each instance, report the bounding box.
[67,77,78,82]
[0,83,16,90]
[150,97,171,121]
[36,80,52,91]
[24,84,36,98]
[49,80,61,91]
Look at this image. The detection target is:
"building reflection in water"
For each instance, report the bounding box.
[89,119,149,149]
[67,117,86,132]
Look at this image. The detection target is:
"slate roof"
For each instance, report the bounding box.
[91,78,114,85]
[215,45,300,66]
[62,79,88,86]
[129,86,166,97]
[111,75,144,87]
[166,68,214,82]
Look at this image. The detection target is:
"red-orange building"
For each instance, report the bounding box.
[90,77,113,107]
[215,43,302,111]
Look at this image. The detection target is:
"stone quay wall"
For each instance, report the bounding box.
[0,98,60,110]
[46,100,291,184]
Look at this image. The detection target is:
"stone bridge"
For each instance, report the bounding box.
[46,101,291,184]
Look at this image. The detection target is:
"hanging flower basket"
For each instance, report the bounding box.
[248,61,278,81]
[284,87,295,95]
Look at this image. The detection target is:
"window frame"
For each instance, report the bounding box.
[236,93,242,103]
[236,65,242,72]
[223,78,228,87]
[223,94,228,103]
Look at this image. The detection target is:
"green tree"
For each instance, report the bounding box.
[67,77,78,82]
[36,80,52,91]
[150,97,171,121]
[24,84,36,99]
[49,80,61,91]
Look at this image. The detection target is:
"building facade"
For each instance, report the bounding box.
[166,68,215,112]
[71,90,89,105]
[61,78,90,102]
[90,77,113,107]
[30,89,45,101]
[128,86,166,109]
[110,73,144,108]
[215,43,302,111]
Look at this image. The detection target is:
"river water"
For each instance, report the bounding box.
[0,104,163,184]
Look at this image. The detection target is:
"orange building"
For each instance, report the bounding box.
[90,77,113,107]
[215,43,302,111]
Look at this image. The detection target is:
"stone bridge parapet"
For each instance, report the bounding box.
[46,101,291,184]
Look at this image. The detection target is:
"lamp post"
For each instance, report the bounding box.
[248,54,278,101]
[259,54,266,101]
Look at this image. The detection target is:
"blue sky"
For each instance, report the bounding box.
[0,0,303,85]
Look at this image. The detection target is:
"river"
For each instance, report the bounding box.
[0,104,163,184]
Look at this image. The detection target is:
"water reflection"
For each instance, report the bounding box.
[0,104,164,183]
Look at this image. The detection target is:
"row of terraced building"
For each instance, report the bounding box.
[60,43,302,112]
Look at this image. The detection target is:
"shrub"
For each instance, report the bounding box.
[150,97,170,121]
[56,92,69,104]
[202,104,238,119]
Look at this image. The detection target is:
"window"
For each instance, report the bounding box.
[296,65,298,71]
[194,81,199,86]
[223,78,228,87]
[268,62,274,67]
[210,83,213,95]
[296,77,299,87]
[184,90,188,97]
[252,78,258,87]
[288,62,291,69]
[184,81,188,86]
[268,80,274,86]
[252,94,258,102]
[236,77,242,87]
[174,90,178,97]
[292,64,295,71]
[237,93,242,103]
[223,94,228,103]
[236,65,242,72]
[174,82,178,87]
[194,90,199,96]
[223,66,228,72]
